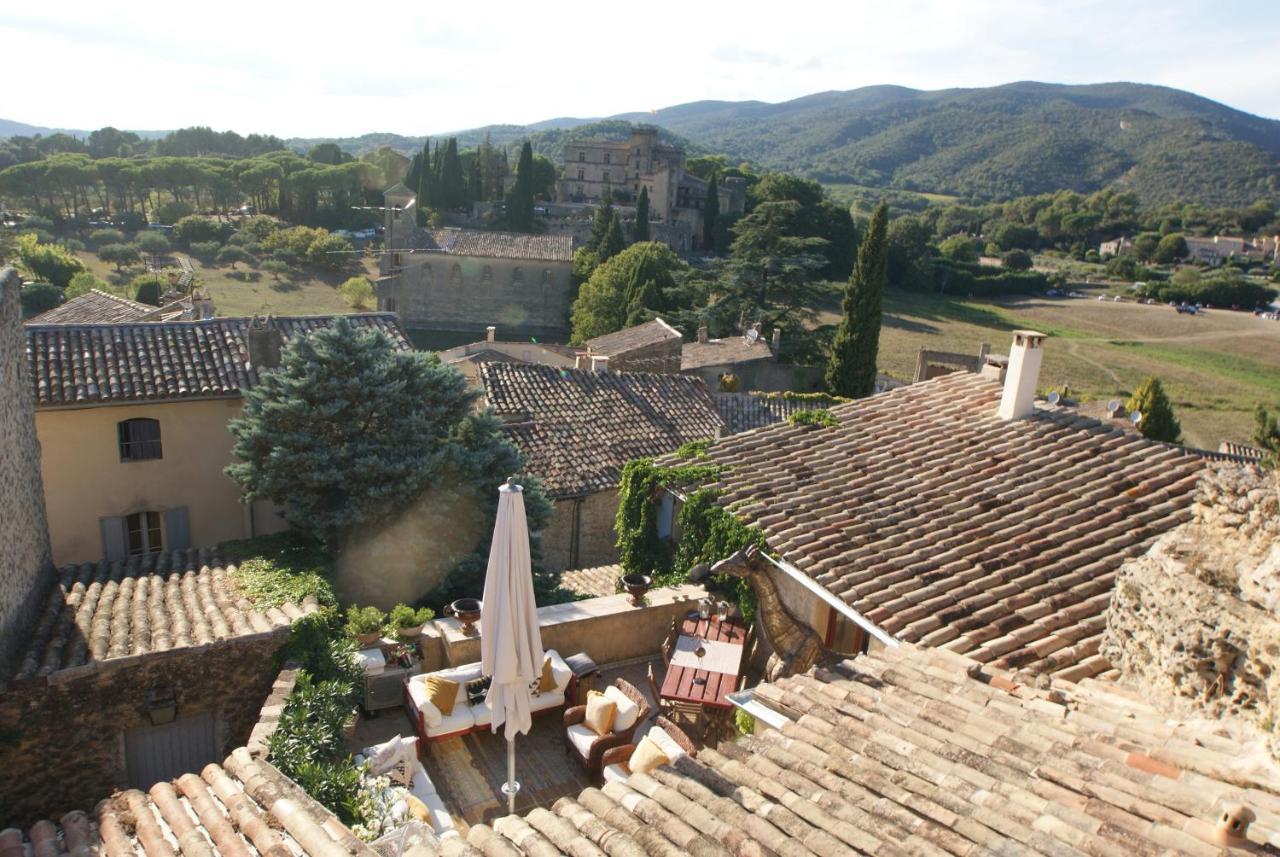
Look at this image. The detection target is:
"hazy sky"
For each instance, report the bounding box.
[3,0,1278,138]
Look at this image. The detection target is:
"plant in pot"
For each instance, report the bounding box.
[389,604,434,640]
[345,605,387,648]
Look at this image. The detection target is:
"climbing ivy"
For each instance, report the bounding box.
[787,409,839,428]
[670,488,767,622]
[614,458,723,577]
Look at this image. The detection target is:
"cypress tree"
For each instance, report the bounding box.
[600,213,625,262]
[416,139,432,225]
[826,201,888,398]
[703,173,720,251]
[439,138,465,209]
[507,141,535,232]
[588,191,615,252]
[468,156,483,203]
[634,186,650,242]
[1126,377,1182,443]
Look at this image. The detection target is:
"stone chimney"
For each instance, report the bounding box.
[771,328,781,354]
[697,325,709,344]
[590,355,610,373]
[486,325,496,343]
[996,331,1047,421]
[247,316,283,371]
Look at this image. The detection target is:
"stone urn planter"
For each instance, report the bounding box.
[355,631,382,648]
[446,598,483,636]
[396,624,426,640]
[620,573,653,607]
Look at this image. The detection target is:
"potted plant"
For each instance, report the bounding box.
[345,605,387,648]
[389,603,434,640]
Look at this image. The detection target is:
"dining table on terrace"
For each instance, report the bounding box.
[659,613,747,711]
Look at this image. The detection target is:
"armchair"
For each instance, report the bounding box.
[600,716,696,784]
[563,679,651,776]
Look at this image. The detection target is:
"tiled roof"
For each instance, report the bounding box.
[9,748,376,857]
[7,547,320,682]
[680,335,774,370]
[585,318,682,356]
[1219,441,1266,462]
[560,564,622,598]
[481,363,726,497]
[29,290,156,325]
[659,371,1207,680]
[418,228,573,262]
[25,313,409,407]
[460,642,1280,855]
[713,391,845,434]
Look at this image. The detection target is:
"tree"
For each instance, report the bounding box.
[703,173,719,251]
[134,231,171,258]
[1002,249,1033,271]
[599,213,625,262]
[20,284,63,318]
[173,215,224,246]
[938,234,978,263]
[634,186,650,242]
[305,233,353,270]
[570,242,684,343]
[749,173,857,278]
[216,245,254,269]
[89,228,126,248]
[1126,377,1182,444]
[189,241,221,264]
[16,233,83,287]
[1133,232,1161,261]
[261,259,292,281]
[415,139,433,225]
[826,202,887,398]
[225,317,520,548]
[438,138,465,210]
[307,143,352,165]
[506,141,535,232]
[66,270,106,299]
[339,276,374,309]
[131,274,166,306]
[1154,233,1188,264]
[587,193,616,252]
[1252,405,1280,469]
[97,242,140,272]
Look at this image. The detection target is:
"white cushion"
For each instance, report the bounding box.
[422,791,454,837]
[409,764,437,799]
[406,676,438,726]
[646,725,686,761]
[355,648,386,674]
[424,705,475,738]
[566,723,598,757]
[545,649,573,692]
[364,735,417,786]
[470,699,493,728]
[603,685,639,732]
[602,763,630,785]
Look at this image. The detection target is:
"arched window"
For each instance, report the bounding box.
[512,267,524,287]
[118,418,162,462]
[482,266,493,286]
[450,264,462,288]
[541,269,552,286]
[422,263,434,287]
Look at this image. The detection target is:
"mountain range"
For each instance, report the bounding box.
[4,81,1278,207]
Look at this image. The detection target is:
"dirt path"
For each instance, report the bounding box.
[1063,339,1123,387]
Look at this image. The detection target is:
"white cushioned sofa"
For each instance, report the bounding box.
[404,649,573,742]
[355,736,457,840]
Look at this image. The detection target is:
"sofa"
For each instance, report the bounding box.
[405,649,574,742]
[355,736,457,840]
[562,679,651,777]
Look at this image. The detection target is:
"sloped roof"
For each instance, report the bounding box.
[460,642,1280,855]
[680,334,774,370]
[659,371,1207,680]
[7,547,320,682]
[29,290,156,325]
[585,318,682,356]
[1219,441,1266,463]
[560,564,623,598]
[11,748,377,857]
[419,228,573,262]
[25,313,409,407]
[481,362,726,497]
[713,391,845,434]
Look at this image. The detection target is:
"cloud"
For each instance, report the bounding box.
[710,45,787,67]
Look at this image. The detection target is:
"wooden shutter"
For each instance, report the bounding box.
[165,507,190,551]
[100,516,127,561]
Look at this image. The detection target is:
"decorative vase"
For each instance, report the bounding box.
[356,631,382,648]
[397,624,425,640]
[620,573,652,607]
[446,598,483,636]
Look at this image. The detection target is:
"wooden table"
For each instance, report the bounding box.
[659,614,746,711]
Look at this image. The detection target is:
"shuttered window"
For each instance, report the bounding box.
[102,506,190,560]
[118,418,162,462]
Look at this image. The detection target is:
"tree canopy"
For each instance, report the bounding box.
[1126,377,1182,444]
[570,242,684,343]
[826,202,888,397]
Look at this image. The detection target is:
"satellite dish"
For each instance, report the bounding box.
[1106,400,1121,415]
[1130,410,1143,425]
[1047,391,1061,406]
[745,328,760,342]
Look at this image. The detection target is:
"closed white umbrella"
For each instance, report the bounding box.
[480,477,544,813]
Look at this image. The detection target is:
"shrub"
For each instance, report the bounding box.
[225,531,336,608]
[216,245,254,269]
[134,231,171,256]
[338,276,374,309]
[61,238,85,253]
[97,242,140,272]
[131,274,166,306]
[938,234,979,263]
[787,409,839,428]
[173,215,225,246]
[388,604,434,630]
[1002,249,1033,271]
[66,270,106,299]
[19,283,63,317]
[153,200,194,225]
[15,233,83,287]
[1126,376,1181,444]
[306,233,354,270]
[344,605,386,637]
[112,211,146,232]
[188,241,221,264]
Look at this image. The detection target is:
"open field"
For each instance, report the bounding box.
[73,251,381,317]
[820,286,1280,449]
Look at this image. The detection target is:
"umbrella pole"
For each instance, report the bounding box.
[501,737,519,814]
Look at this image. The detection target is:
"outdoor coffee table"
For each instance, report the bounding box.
[659,614,746,711]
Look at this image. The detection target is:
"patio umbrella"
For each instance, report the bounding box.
[480,476,545,814]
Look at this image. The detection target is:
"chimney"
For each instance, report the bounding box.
[996,331,1047,421]
[590,355,610,373]
[771,328,781,354]
[486,325,496,343]
[246,316,283,371]
[697,325,709,344]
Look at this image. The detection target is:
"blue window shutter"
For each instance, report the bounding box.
[100,516,127,561]
[165,507,190,551]
[656,492,674,539]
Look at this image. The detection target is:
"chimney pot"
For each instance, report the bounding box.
[996,331,1047,421]
[590,355,610,373]
[486,325,496,343]
[697,325,709,344]
[246,317,283,371]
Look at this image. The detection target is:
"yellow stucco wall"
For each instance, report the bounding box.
[35,398,275,566]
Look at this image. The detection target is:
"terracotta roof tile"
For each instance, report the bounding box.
[559,564,622,597]
[584,318,682,355]
[481,363,726,497]
[25,313,409,407]
[28,290,156,325]
[713,391,846,433]
[679,335,774,370]
[419,227,573,262]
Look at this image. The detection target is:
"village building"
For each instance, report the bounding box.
[436,325,579,387]
[711,390,845,433]
[480,362,726,571]
[29,288,214,325]
[582,317,683,374]
[376,184,575,337]
[681,322,785,390]
[25,313,409,566]
[1098,235,1134,257]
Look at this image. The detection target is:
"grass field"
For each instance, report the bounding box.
[74,251,381,317]
[821,286,1280,449]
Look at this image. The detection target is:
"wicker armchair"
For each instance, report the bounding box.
[563,679,651,774]
[600,716,697,773]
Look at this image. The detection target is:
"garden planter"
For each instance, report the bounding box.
[446,598,483,636]
[397,624,425,640]
[621,573,652,607]
[356,631,382,648]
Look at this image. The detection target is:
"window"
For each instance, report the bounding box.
[512,267,524,287]
[604,152,611,165]
[450,264,462,288]
[602,171,611,184]
[578,151,585,162]
[541,269,552,286]
[481,266,493,286]
[385,297,396,313]
[577,168,585,181]
[118,418,162,462]
[576,184,584,196]
[127,511,163,555]
[392,252,402,267]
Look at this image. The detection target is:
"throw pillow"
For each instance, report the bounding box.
[466,676,491,707]
[584,690,618,737]
[425,676,459,717]
[405,793,431,823]
[628,735,670,775]
[366,735,417,787]
[603,685,639,732]
[538,656,556,694]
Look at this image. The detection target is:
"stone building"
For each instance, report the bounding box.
[480,362,726,571]
[376,185,574,337]
[680,323,784,391]
[436,325,579,388]
[0,268,53,680]
[583,317,682,374]
[25,313,409,565]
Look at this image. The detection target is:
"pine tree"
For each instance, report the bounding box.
[439,138,465,209]
[507,141,535,232]
[703,173,720,251]
[600,213,625,262]
[634,186,650,242]
[415,139,432,225]
[1126,377,1182,444]
[826,202,888,398]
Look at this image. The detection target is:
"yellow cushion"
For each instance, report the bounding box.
[538,656,555,694]
[584,690,617,737]
[628,735,670,775]
[424,676,459,717]
[405,793,431,823]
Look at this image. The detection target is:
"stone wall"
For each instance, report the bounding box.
[603,340,682,374]
[0,628,290,826]
[1102,466,1280,729]
[0,268,53,679]
[541,490,620,573]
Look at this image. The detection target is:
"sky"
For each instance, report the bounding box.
[2,0,1279,138]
